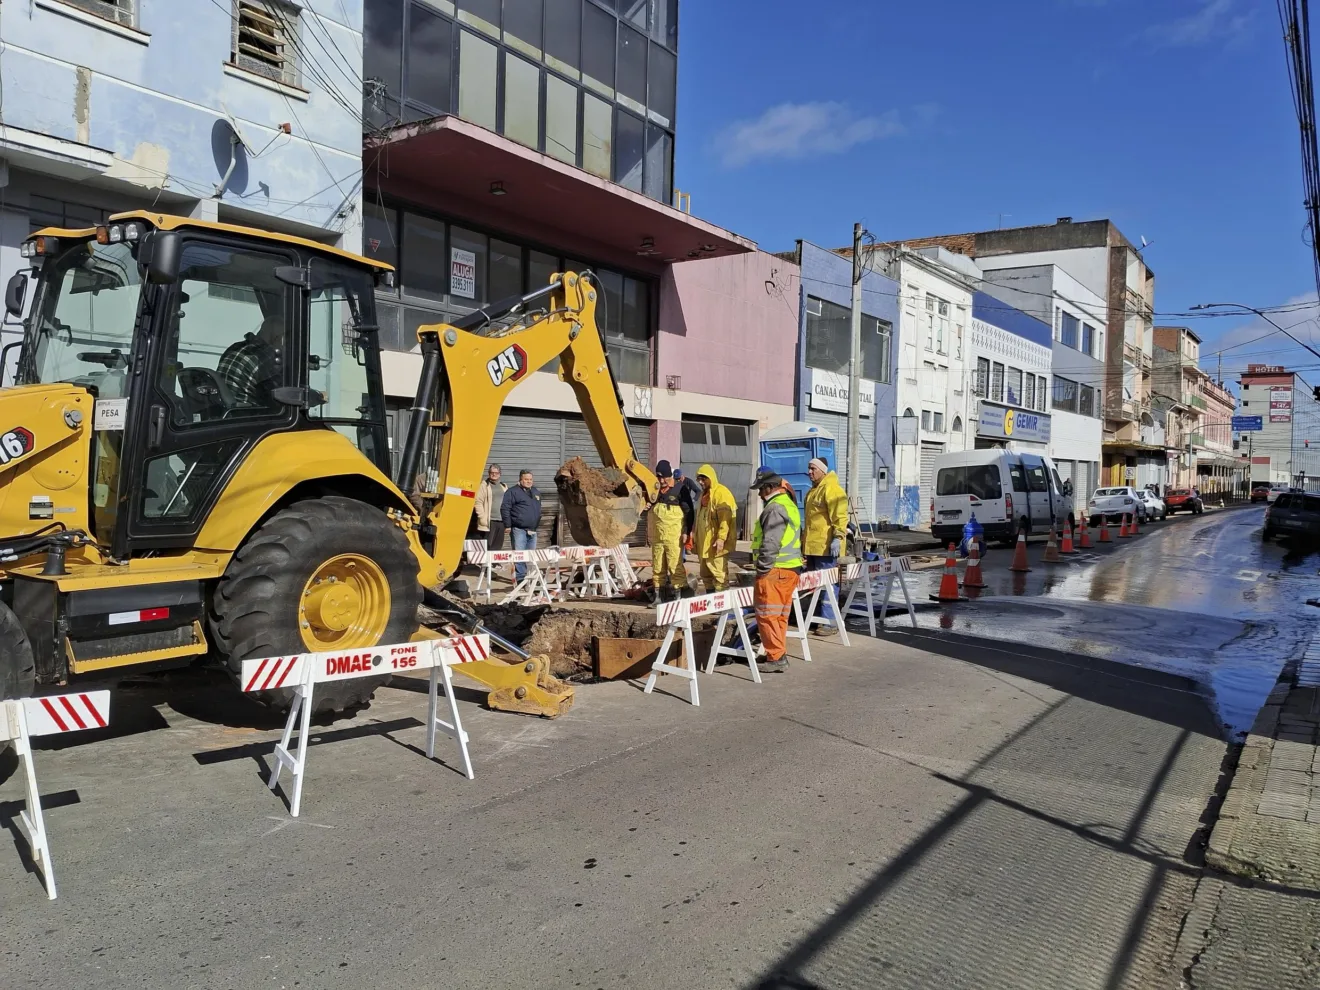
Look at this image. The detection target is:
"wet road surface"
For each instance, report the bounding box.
[896,506,1317,736]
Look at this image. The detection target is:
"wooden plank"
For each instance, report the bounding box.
[593,632,716,680]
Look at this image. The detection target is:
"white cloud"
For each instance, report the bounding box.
[1141,0,1253,49]
[714,102,904,169]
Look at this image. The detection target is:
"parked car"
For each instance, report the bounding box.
[1136,489,1166,520]
[1163,488,1204,515]
[1266,483,1292,504]
[931,448,1075,547]
[1089,486,1146,525]
[1262,491,1320,542]
[1250,484,1271,503]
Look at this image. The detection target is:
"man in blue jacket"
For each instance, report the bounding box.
[501,469,543,582]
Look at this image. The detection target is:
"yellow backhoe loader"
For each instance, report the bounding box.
[0,212,657,715]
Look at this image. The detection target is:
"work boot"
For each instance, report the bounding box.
[810,624,838,638]
[759,657,789,673]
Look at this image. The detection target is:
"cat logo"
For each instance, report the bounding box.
[486,343,529,387]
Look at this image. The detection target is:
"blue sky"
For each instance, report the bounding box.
[675,0,1319,383]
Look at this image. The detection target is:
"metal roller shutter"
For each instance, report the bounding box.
[803,409,876,524]
[918,441,944,530]
[489,412,567,544]
[680,416,756,538]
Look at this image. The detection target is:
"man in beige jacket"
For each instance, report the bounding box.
[473,463,508,548]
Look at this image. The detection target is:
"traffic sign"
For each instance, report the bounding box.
[1232,415,1263,431]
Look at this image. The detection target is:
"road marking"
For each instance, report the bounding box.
[1235,569,1262,582]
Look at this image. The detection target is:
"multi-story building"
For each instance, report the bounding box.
[870,246,973,528]
[890,217,1157,489]
[790,241,900,527]
[0,0,366,370]
[360,0,799,540]
[972,262,1105,504]
[1197,374,1239,495]
[1237,364,1320,488]
[1152,327,1205,489]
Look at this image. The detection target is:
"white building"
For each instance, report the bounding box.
[966,291,1053,450]
[975,264,1106,505]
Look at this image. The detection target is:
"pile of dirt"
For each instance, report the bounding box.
[557,456,626,497]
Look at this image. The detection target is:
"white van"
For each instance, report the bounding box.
[931,448,1075,547]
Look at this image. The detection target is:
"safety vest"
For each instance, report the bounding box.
[751,491,805,570]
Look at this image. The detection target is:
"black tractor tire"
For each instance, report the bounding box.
[210,496,421,714]
[0,601,36,701]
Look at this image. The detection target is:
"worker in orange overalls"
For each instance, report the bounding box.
[749,467,804,673]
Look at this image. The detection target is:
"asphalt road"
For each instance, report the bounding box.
[900,505,1315,736]
[1,561,1234,988]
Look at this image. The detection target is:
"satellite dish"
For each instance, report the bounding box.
[218,103,255,155]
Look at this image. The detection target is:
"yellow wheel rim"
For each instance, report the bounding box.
[299,553,392,651]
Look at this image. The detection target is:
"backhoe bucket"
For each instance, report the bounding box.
[555,458,644,548]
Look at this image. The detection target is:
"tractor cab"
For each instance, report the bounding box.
[4,212,395,561]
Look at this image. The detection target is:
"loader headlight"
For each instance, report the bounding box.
[107,225,123,244]
[123,222,141,241]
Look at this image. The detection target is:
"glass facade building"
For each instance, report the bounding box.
[364,0,677,203]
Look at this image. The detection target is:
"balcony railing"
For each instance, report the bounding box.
[1189,394,1206,410]
[1189,433,1206,447]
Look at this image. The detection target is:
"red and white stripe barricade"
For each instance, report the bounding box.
[643,586,756,706]
[240,636,487,817]
[1,690,111,899]
[468,548,560,605]
[553,545,619,599]
[609,544,641,589]
[797,566,850,647]
[841,556,917,636]
[722,572,817,666]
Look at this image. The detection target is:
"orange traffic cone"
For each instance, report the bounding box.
[1118,513,1130,538]
[1010,527,1032,572]
[963,540,986,589]
[1043,524,1061,563]
[931,543,966,602]
[1060,519,1076,554]
[1098,516,1112,543]
[1078,517,1093,549]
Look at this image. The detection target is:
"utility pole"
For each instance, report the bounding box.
[847,223,864,513]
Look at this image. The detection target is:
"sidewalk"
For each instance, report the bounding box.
[1173,635,1320,990]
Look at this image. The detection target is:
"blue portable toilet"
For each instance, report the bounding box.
[759,421,837,512]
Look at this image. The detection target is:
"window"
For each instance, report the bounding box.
[448,226,488,305]
[921,410,932,431]
[504,0,543,57]
[648,43,676,125]
[652,0,677,48]
[1053,376,1078,413]
[405,2,452,112]
[489,238,523,301]
[365,0,404,126]
[975,357,990,397]
[503,53,541,148]
[991,362,1004,402]
[644,124,673,203]
[804,296,890,383]
[1009,462,1028,492]
[952,415,963,433]
[401,213,447,301]
[1006,367,1023,406]
[615,110,645,191]
[143,440,244,520]
[164,243,293,426]
[582,93,612,178]
[1025,374,1036,410]
[62,0,136,27]
[681,421,707,445]
[1060,311,1079,349]
[925,295,934,350]
[1025,462,1049,493]
[545,0,581,75]
[457,0,500,37]
[620,0,647,29]
[233,0,300,86]
[363,201,399,270]
[545,73,579,164]
[1079,384,1095,417]
[1082,322,1095,356]
[617,22,648,112]
[937,465,1002,500]
[933,411,944,433]
[582,1,616,96]
[954,322,962,360]
[458,30,498,129]
[936,298,949,353]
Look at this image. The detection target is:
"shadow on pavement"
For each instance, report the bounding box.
[0,788,81,884]
[190,716,425,768]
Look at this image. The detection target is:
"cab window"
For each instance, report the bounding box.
[1009,462,1028,492]
[1025,462,1049,493]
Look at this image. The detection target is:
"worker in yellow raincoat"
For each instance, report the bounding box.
[693,463,737,592]
[648,460,688,601]
[802,457,850,634]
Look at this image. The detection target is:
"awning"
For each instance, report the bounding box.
[365,115,755,274]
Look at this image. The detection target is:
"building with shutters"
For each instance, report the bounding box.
[786,242,900,528]
[0,0,367,379]
[360,1,799,544]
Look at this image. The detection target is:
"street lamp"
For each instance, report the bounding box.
[1189,302,1320,362]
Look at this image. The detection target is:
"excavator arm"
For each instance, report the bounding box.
[394,272,658,587]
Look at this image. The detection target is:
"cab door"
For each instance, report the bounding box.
[114,235,299,556]
[1021,455,1054,532]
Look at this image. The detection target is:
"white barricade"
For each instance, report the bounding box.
[1,690,111,898]
[468,548,560,605]
[609,544,641,589]
[553,545,619,599]
[734,573,815,664]
[841,556,917,636]
[643,586,755,706]
[240,636,486,817]
[798,566,850,647]
[464,539,495,600]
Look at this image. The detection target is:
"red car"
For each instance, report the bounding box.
[1250,485,1270,503]
[1164,488,1204,515]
